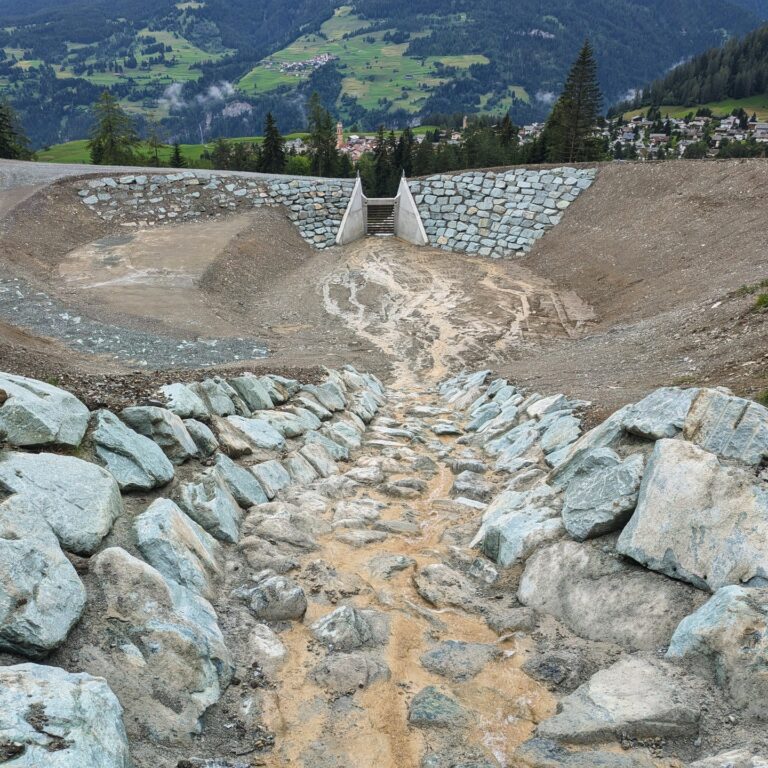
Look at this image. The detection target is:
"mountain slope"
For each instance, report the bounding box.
[628,22,768,108]
[0,0,766,145]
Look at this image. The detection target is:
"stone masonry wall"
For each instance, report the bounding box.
[77,171,355,249]
[410,167,597,258]
[75,167,595,256]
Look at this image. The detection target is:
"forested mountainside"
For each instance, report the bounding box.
[624,22,768,109]
[0,0,767,146]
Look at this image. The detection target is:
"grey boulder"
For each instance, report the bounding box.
[514,738,656,767]
[91,409,174,491]
[683,388,768,466]
[408,686,470,729]
[561,450,644,541]
[184,419,219,458]
[214,453,268,507]
[227,374,274,411]
[420,640,500,681]
[76,547,232,744]
[235,571,307,621]
[158,382,209,419]
[617,439,768,591]
[0,451,122,555]
[311,652,390,695]
[0,495,85,657]
[0,372,89,448]
[518,540,701,651]
[120,406,198,465]
[621,386,699,440]
[250,460,292,499]
[310,605,389,651]
[666,585,768,718]
[176,470,242,543]
[0,663,130,767]
[135,498,221,598]
[225,415,286,451]
[537,657,699,743]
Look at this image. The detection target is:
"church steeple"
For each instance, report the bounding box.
[336,121,344,149]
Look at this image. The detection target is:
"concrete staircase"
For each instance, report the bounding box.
[366,200,396,236]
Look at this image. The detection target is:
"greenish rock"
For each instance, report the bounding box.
[408,686,470,728]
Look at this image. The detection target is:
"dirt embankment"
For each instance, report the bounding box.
[0,160,766,414]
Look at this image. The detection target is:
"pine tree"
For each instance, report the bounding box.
[307,92,338,178]
[498,114,517,147]
[88,91,140,165]
[544,40,604,163]
[0,100,31,160]
[169,141,186,168]
[412,136,434,176]
[372,125,392,196]
[259,112,286,174]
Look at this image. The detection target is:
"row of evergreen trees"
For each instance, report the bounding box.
[2,41,606,178]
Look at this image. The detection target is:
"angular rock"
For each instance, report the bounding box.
[481,507,563,567]
[689,750,768,768]
[452,470,493,501]
[214,453,268,507]
[251,460,292,499]
[515,738,656,768]
[367,554,415,579]
[310,605,389,651]
[225,415,285,451]
[135,498,220,598]
[420,640,500,681]
[77,548,232,744]
[548,405,633,489]
[561,451,644,541]
[621,386,698,440]
[252,409,317,438]
[0,496,85,658]
[283,452,319,484]
[666,585,768,717]
[227,374,273,411]
[91,409,174,491]
[235,571,307,621]
[518,540,701,650]
[539,414,581,455]
[238,536,299,574]
[176,470,242,543]
[683,388,768,466]
[300,442,338,478]
[210,416,257,458]
[120,406,198,465]
[184,419,219,458]
[248,623,287,678]
[188,378,246,417]
[537,657,699,743]
[617,439,768,591]
[0,663,130,767]
[408,686,469,728]
[0,451,122,555]
[413,564,481,613]
[304,430,350,461]
[311,652,390,695]
[158,382,208,419]
[0,373,89,448]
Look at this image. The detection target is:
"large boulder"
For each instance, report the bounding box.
[0,496,85,658]
[688,750,768,768]
[76,547,232,744]
[214,453,268,507]
[620,386,699,440]
[135,498,221,598]
[90,409,174,491]
[0,451,122,555]
[120,406,198,465]
[250,460,292,500]
[188,378,246,417]
[518,540,701,651]
[234,571,307,621]
[227,374,274,411]
[0,373,89,448]
[0,663,130,767]
[481,507,563,567]
[548,405,633,489]
[617,439,768,591]
[225,415,286,451]
[561,450,644,541]
[666,585,768,718]
[176,470,242,543]
[157,382,209,420]
[683,389,768,467]
[536,657,699,743]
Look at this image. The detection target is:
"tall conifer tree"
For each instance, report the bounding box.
[260,112,286,173]
[88,91,140,165]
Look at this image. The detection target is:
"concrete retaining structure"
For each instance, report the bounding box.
[410,167,596,258]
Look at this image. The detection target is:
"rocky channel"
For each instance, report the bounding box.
[0,367,766,768]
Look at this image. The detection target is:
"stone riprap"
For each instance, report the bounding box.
[74,168,596,258]
[0,365,766,766]
[76,171,355,249]
[411,167,596,257]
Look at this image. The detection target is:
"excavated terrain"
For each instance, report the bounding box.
[0,158,766,768]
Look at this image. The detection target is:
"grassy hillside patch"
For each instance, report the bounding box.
[624,95,768,121]
[238,5,490,113]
